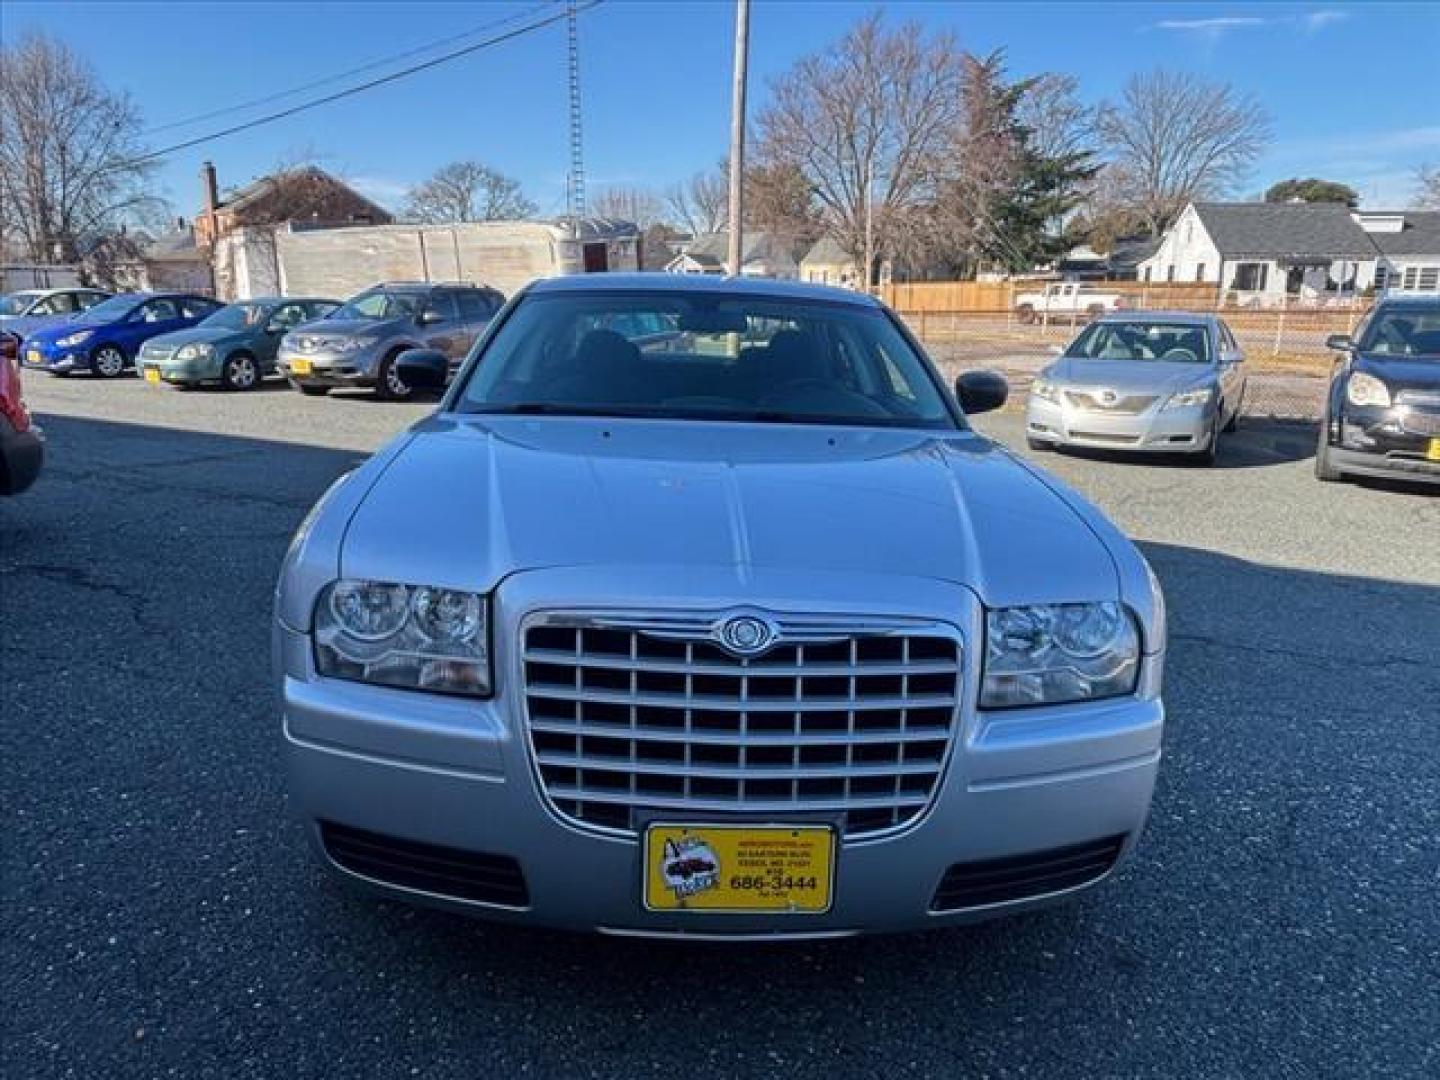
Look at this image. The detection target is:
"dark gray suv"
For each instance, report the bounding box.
[277,281,504,399]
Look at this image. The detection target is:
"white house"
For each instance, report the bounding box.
[1138,201,1440,304]
[665,232,799,278]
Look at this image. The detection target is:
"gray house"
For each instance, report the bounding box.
[666,232,799,278]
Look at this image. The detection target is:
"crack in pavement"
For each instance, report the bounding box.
[1170,630,1435,674]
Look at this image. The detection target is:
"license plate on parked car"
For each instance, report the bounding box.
[144,368,160,384]
[26,349,40,365]
[1428,438,1440,462]
[290,358,311,376]
[642,823,835,913]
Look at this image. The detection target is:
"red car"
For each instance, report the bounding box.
[0,332,43,496]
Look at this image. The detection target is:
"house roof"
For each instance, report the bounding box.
[1193,202,1376,259]
[144,230,204,262]
[685,231,795,266]
[1363,210,1440,256]
[1106,236,1161,269]
[217,166,393,223]
[800,236,853,266]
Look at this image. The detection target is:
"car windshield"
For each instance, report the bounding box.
[456,290,956,429]
[0,292,43,316]
[1359,309,1440,358]
[331,289,422,321]
[1065,321,1212,363]
[201,302,272,329]
[76,295,140,322]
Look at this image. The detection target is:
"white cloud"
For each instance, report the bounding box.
[1151,9,1351,37]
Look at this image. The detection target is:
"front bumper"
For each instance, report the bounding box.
[136,352,222,385]
[278,347,380,388]
[20,341,88,375]
[1325,406,1440,483]
[0,417,43,495]
[1026,395,1213,454]
[278,569,1164,936]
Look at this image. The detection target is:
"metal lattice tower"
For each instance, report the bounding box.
[565,1,586,227]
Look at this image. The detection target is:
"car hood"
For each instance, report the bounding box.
[1046,357,1213,394]
[1354,354,1440,392]
[293,317,407,341]
[0,313,77,337]
[339,417,1121,608]
[145,326,247,350]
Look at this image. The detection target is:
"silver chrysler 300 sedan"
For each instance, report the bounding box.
[275,275,1166,938]
[1026,313,1247,464]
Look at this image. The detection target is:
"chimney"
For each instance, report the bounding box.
[201,161,219,216]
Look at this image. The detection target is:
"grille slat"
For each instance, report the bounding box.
[321,822,529,907]
[930,835,1125,912]
[523,617,960,838]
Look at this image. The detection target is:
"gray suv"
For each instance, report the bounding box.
[277,281,504,399]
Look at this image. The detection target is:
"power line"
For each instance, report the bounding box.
[116,1,602,172]
[143,2,559,137]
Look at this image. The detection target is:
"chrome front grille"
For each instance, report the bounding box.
[1397,392,1440,436]
[520,615,962,839]
[1064,390,1157,415]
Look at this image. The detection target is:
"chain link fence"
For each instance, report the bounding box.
[884,281,1367,421]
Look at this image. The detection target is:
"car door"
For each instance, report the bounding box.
[124,297,183,351]
[455,289,499,353]
[417,290,463,358]
[1216,321,1246,417]
[260,302,312,368]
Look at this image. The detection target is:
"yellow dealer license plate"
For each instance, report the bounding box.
[1428,438,1440,462]
[27,349,40,365]
[144,368,160,384]
[290,358,312,375]
[643,823,835,913]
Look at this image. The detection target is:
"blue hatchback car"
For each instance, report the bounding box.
[21,292,222,378]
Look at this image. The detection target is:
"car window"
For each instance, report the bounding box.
[1065,321,1212,363]
[141,298,180,322]
[456,291,955,429]
[1219,323,1239,353]
[179,297,217,319]
[78,291,108,310]
[305,301,339,320]
[1359,308,1440,358]
[332,289,422,321]
[422,292,459,323]
[31,293,77,315]
[268,302,313,330]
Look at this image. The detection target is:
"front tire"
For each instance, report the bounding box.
[221,352,260,391]
[90,344,127,378]
[1193,412,1221,467]
[1314,425,1342,482]
[375,352,413,401]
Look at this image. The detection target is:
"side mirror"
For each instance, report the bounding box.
[395,348,448,391]
[954,370,1009,415]
[1325,333,1354,352]
[417,309,441,326]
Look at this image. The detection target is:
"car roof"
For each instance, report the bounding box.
[236,296,339,305]
[526,272,882,307]
[1094,310,1215,326]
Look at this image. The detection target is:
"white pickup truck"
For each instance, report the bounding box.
[1014,282,1127,324]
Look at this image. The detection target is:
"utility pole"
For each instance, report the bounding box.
[863,155,874,293]
[726,0,750,276]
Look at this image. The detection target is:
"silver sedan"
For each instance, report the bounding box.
[1026,313,1247,465]
[275,275,1165,937]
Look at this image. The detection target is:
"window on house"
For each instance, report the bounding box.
[1403,267,1418,290]
[1143,267,1152,283]
[1234,263,1268,292]
[1195,264,1206,282]
[1375,265,1389,289]
[1166,265,1176,282]
[1418,267,1439,292]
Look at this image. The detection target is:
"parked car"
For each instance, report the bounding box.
[136,296,340,390]
[0,332,44,496]
[1013,281,1127,324]
[1316,295,1440,485]
[276,281,504,400]
[0,287,112,342]
[276,275,1166,935]
[20,292,223,378]
[1025,312,1247,465]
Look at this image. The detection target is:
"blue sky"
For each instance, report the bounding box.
[6,1,1439,217]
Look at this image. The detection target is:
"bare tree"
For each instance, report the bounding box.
[590,185,665,228]
[403,161,536,224]
[1016,73,1094,161]
[1095,69,1271,235]
[1413,163,1440,210]
[0,31,162,263]
[757,15,963,284]
[665,166,729,235]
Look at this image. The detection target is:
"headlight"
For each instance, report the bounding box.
[175,343,213,361]
[1030,379,1059,404]
[1162,386,1214,410]
[57,330,94,347]
[314,579,491,696]
[330,335,377,353]
[1345,372,1391,408]
[981,602,1140,708]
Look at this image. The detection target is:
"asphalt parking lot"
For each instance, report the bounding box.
[3,374,1437,1079]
